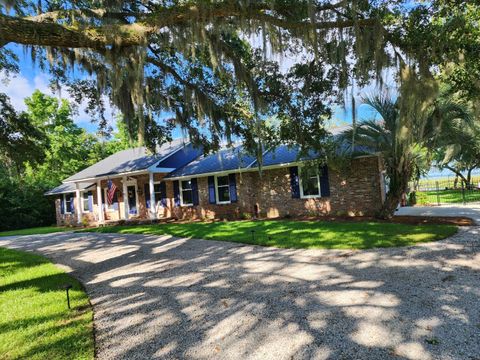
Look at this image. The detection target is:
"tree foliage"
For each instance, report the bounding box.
[0,91,124,230]
[2,1,477,159]
[339,92,471,218]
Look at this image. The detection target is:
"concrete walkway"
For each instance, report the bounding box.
[395,204,480,224]
[1,231,479,360]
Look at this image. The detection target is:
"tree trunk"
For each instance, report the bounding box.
[378,191,402,219]
[378,166,410,219]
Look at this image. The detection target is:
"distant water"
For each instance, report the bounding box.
[423,167,480,179]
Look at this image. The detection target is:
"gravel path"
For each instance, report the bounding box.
[1,228,479,360]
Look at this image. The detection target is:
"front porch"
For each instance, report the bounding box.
[61,172,172,226]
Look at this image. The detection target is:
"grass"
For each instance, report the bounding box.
[416,189,480,205]
[80,220,458,250]
[0,247,94,360]
[0,226,69,237]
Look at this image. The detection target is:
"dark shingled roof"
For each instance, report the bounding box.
[165,144,320,179]
[164,145,256,178]
[63,138,188,182]
[164,126,369,179]
[44,182,95,195]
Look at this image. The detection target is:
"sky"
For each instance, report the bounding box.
[0,43,387,135]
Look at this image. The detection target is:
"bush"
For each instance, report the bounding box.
[0,175,55,231]
[240,212,253,220]
[408,191,417,206]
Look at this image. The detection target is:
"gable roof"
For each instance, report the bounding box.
[63,138,188,182]
[44,182,94,195]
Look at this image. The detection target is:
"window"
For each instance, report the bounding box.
[153,183,163,207]
[215,175,231,204]
[64,193,74,214]
[180,179,193,206]
[103,188,118,212]
[82,192,90,212]
[300,170,321,198]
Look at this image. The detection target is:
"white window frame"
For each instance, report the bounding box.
[103,187,118,212]
[215,175,231,204]
[179,178,194,206]
[299,168,322,199]
[153,181,164,208]
[63,193,73,214]
[81,191,91,213]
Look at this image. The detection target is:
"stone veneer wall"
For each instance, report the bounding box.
[54,155,384,225]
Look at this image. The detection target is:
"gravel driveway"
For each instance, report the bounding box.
[1,229,479,360]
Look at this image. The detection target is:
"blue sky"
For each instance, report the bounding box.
[1,44,385,135]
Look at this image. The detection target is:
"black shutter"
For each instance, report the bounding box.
[290,166,300,198]
[144,183,151,208]
[173,180,180,206]
[60,196,65,214]
[159,182,167,207]
[319,165,330,197]
[69,194,75,213]
[229,174,238,203]
[191,178,199,205]
[208,176,216,204]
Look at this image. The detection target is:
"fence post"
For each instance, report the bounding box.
[436,181,440,206]
[462,181,466,205]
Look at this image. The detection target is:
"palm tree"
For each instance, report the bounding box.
[339,93,470,218]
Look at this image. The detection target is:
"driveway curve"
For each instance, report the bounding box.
[1,229,479,360]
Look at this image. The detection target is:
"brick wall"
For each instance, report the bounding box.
[169,155,384,220]
[54,155,384,225]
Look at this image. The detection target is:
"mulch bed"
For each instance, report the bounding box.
[389,216,474,226]
[272,215,474,226]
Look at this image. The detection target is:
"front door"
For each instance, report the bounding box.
[127,185,137,215]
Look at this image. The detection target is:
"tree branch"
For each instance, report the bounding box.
[1,2,379,50]
[0,13,152,49]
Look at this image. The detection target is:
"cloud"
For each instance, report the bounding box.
[0,70,116,132]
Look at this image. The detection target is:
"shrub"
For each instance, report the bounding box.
[408,191,417,206]
[240,212,253,220]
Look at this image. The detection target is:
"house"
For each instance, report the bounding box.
[45,137,385,226]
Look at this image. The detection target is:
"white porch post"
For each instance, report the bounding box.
[75,183,82,224]
[149,172,156,219]
[123,176,129,220]
[96,180,104,224]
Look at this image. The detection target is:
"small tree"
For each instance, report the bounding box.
[433,118,480,188]
[340,92,470,218]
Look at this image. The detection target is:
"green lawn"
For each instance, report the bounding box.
[0,226,69,237]
[416,189,480,205]
[0,247,94,360]
[81,220,457,249]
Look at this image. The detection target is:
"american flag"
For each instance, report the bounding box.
[107,180,117,205]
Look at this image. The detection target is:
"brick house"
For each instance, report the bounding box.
[46,138,385,226]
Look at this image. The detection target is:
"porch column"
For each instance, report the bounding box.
[96,180,104,224]
[75,183,82,224]
[149,172,156,219]
[123,176,129,220]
